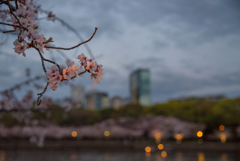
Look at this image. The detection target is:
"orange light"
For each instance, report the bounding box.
[158,144,164,150]
[104,131,110,137]
[145,146,151,153]
[161,151,167,158]
[197,131,203,137]
[174,133,183,140]
[219,125,225,131]
[71,131,77,137]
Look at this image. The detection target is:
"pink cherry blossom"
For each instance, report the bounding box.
[86,61,97,73]
[14,44,26,57]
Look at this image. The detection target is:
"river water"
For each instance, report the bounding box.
[0,150,239,161]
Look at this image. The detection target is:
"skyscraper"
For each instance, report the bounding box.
[130,69,150,106]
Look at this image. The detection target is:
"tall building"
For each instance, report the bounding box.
[71,85,85,107]
[130,69,150,106]
[85,90,109,110]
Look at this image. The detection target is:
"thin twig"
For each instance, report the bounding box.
[37,82,49,105]
[14,0,18,9]
[2,29,15,33]
[65,70,88,80]
[39,9,94,58]
[34,47,61,74]
[46,27,98,50]
[0,22,28,31]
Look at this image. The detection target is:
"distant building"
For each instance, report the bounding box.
[71,85,85,107]
[130,68,150,106]
[111,96,122,109]
[85,90,109,110]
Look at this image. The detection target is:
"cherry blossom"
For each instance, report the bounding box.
[0,0,102,103]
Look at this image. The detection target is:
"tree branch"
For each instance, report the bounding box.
[46,27,98,50]
[0,22,28,31]
[37,82,49,105]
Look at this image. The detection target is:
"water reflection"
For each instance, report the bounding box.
[155,153,162,161]
[1,150,238,161]
[198,152,205,161]
[0,151,5,161]
[104,152,109,161]
[70,152,77,161]
[221,153,227,161]
[176,152,183,161]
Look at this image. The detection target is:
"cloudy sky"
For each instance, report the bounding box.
[1,0,240,104]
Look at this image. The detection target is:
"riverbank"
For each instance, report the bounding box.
[0,140,239,152]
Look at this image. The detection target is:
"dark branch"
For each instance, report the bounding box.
[37,82,49,105]
[46,27,98,51]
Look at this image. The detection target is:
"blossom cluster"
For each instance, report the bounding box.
[77,53,103,85]
[46,53,103,91]
[1,1,54,56]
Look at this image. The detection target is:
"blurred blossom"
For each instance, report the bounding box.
[29,136,38,144]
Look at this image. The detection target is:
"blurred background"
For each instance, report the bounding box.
[0,0,240,161]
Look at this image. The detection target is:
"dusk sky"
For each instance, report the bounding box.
[0,0,240,104]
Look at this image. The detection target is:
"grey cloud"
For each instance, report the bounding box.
[152,70,240,103]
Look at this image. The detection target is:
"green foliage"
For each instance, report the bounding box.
[98,108,118,120]
[60,109,102,126]
[0,112,24,127]
[211,98,240,127]
[118,104,144,118]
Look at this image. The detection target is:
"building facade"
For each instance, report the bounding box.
[85,90,109,110]
[130,69,150,106]
[111,96,122,109]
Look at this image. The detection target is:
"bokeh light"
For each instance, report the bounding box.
[219,125,225,131]
[104,131,110,137]
[161,151,167,158]
[175,133,183,144]
[158,144,164,150]
[197,131,203,137]
[175,133,183,140]
[145,146,151,153]
[154,132,161,144]
[71,131,77,137]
